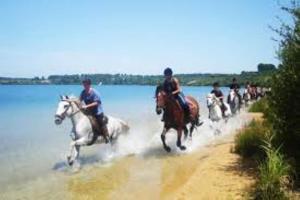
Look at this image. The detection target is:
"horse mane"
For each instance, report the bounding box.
[155,84,164,97]
[61,94,79,101]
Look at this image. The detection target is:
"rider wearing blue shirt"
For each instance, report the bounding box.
[80,88,103,115]
[80,78,109,143]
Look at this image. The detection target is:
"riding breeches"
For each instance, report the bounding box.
[175,92,190,113]
[95,114,109,141]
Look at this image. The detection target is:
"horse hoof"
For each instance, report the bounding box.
[180,146,186,151]
[67,156,73,166]
[68,160,74,166]
[164,146,171,152]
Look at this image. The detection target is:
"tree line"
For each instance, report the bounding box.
[0,63,276,86]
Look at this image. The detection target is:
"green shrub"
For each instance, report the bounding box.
[267,3,300,170]
[254,141,291,200]
[234,120,269,159]
[249,98,269,114]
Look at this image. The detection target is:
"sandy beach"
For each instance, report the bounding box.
[1,113,262,200]
[66,113,262,200]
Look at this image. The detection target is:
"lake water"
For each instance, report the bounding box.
[0,85,249,199]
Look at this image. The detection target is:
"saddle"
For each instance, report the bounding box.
[81,109,108,140]
[88,115,108,136]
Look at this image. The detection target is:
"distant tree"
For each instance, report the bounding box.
[257,63,276,73]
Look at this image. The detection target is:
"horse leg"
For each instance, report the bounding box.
[189,124,195,138]
[184,126,188,140]
[67,137,86,166]
[161,128,171,152]
[73,145,81,164]
[176,128,186,151]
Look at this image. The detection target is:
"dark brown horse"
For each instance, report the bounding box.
[155,85,201,152]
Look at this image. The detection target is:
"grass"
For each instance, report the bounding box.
[234,118,292,199]
[249,98,269,114]
[234,120,269,159]
[253,140,291,200]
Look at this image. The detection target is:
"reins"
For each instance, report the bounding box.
[60,99,82,118]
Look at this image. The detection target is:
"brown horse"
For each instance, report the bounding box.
[155,85,201,152]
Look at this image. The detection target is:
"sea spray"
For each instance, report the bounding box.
[91,106,252,164]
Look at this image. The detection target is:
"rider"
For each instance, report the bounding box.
[211,82,227,116]
[245,81,251,96]
[228,77,242,104]
[162,68,192,121]
[79,78,110,143]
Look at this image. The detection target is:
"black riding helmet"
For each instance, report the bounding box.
[213,82,220,87]
[164,68,173,76]
[82,78,92,85]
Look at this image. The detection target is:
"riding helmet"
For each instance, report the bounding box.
[213,82,219,87]
[82,78,92,85]
[164,68,173,76]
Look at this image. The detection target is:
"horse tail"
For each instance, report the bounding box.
[120,120,130,133]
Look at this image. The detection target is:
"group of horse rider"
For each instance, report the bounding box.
[78,67,257,142]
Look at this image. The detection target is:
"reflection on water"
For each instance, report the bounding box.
[0,85,244,199]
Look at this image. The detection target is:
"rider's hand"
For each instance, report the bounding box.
[81,105,88,110]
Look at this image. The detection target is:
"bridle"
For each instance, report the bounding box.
[55,100,81,121]
[207,95,220,109]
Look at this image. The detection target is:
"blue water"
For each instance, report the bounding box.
[0,85,230,189]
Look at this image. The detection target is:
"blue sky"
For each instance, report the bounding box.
[0,0,289,77]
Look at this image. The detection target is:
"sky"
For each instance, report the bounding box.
[0,0,291,77]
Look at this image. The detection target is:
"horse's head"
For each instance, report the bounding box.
[54,95,75,125]
[229,89,236,102]
[207,93,217,108]
[155,85,167,114]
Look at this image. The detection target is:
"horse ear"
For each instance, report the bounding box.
[66,95,69,99]
[60,95,63,100]
[155,85,162,97]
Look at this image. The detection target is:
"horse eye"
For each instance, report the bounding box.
[64,105,68,108]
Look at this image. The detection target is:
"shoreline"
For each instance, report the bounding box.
[1,113,261,200]
[67,113,262,200]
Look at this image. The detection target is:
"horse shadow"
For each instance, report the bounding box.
[140,145,183,159]
[52,154,106,171]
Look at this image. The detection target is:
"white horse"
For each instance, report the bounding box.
[243,88,251,107]
[207,93,232,121]
[227,89,240,115]
[54,95,129,166]
[206,94,232,135]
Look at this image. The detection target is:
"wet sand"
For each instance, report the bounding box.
[67,139,255,200]
[67,113,262,200]
[1,113,262,200]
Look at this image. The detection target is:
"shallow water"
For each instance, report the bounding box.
[0,85,250,199]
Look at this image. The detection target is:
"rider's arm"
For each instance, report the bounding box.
[172,78,181,95]
[84,101,98,109]
[82,91,101,109]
